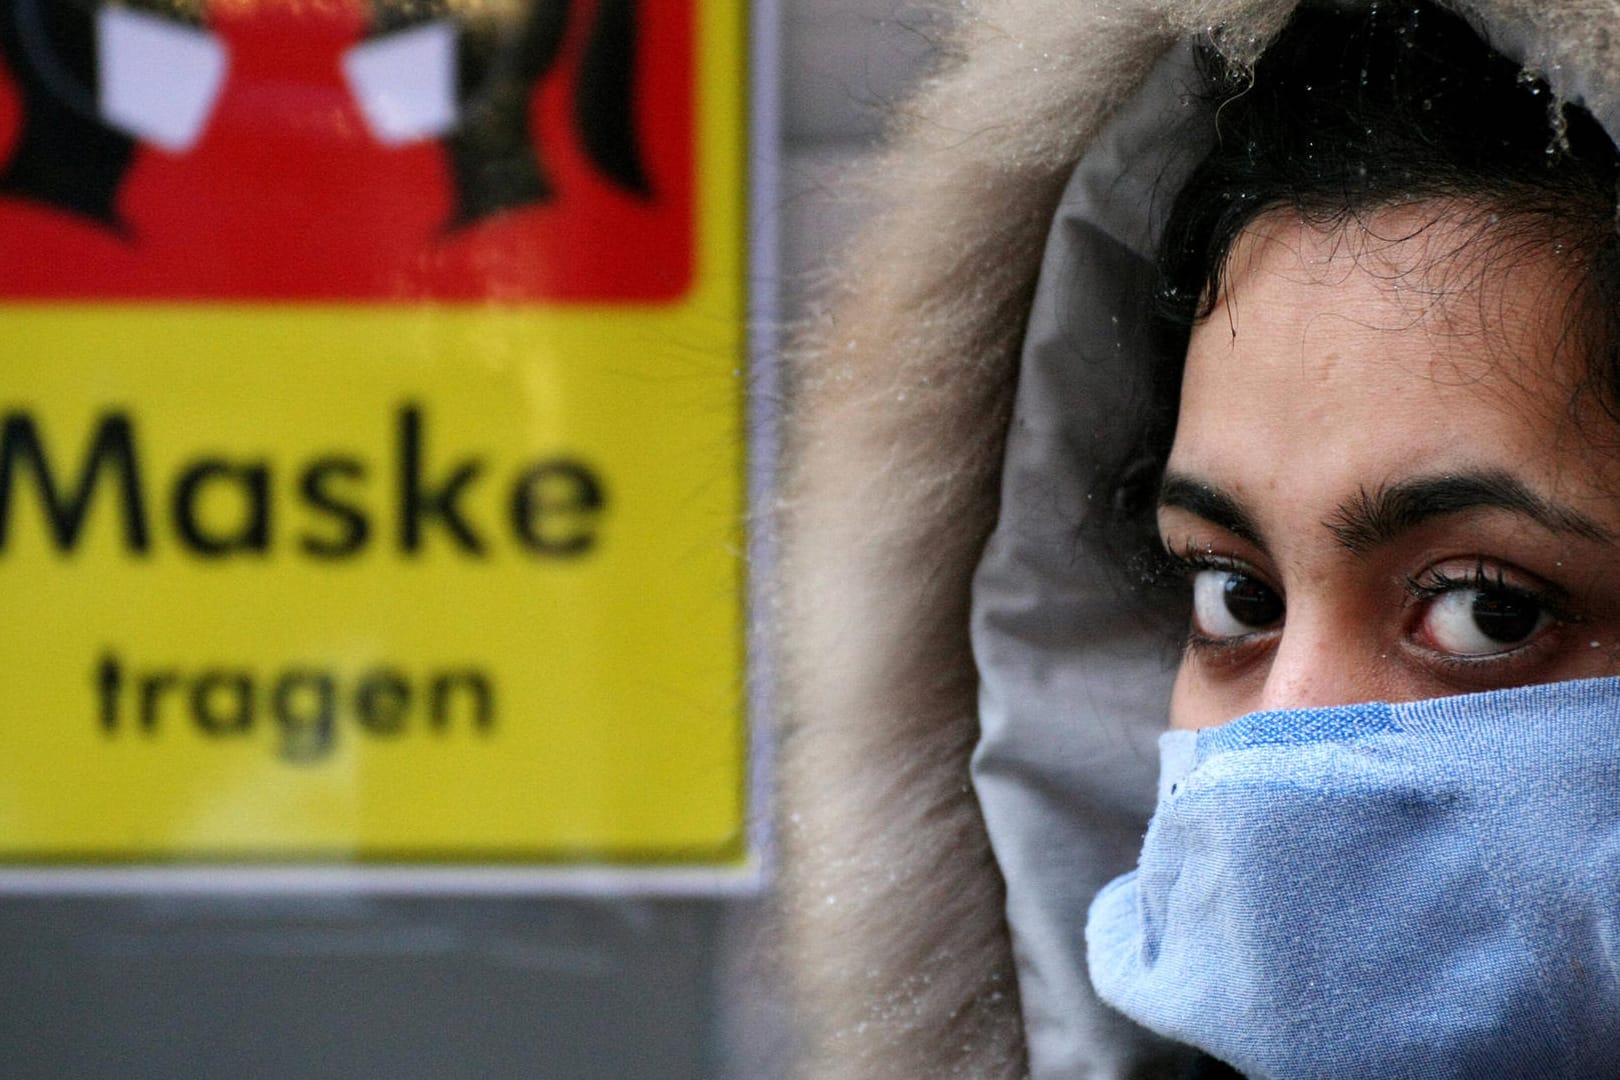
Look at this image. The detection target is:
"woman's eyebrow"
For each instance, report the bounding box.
[1157,473,1267,549]
[1325,469,1615,553]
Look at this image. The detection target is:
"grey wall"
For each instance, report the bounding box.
[779,0,941,311]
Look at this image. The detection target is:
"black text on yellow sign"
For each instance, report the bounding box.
[2,311,747,865]
[0,403,588,764]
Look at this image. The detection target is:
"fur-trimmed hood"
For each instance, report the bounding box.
[772,2,1620,1076]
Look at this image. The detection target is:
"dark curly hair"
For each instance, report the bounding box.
[1100,0,1620,593]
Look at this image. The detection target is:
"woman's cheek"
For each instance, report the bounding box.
[1168,655,1260,731]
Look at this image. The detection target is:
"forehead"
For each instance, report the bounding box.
[1168,207,1599,496]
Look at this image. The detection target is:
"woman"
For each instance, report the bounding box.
[1084,6,1620,1075]
[777,0,1620,1076]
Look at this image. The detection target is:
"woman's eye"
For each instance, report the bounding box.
[1191,568,1283,639]
[1417,584,1553,656]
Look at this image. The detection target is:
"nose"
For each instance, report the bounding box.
[1253,610,1380,714]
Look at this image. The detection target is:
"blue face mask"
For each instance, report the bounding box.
[1085,677,1620,1079]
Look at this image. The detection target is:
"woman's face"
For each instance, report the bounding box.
[1162,205,1620,730]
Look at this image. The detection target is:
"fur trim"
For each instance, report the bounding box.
[773,2,1290,1076]
[771,0,1619,1075]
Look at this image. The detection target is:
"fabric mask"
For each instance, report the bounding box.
[1086,677,1620,1079]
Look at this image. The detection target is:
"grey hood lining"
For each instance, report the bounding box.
[968,39,1213,1080]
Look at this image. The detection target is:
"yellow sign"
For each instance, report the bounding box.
[0,0,748,869]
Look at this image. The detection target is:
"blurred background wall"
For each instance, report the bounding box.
[780,0,939,316]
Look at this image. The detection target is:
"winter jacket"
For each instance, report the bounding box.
[772,1,1620,1077]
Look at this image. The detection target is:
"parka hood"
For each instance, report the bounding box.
[774,2,1620,1076]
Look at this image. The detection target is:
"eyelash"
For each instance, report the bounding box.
[1403,559,1571,621]
[1152,544,1276,657]
[1153,547,1575,668]
[1403,560,1575,670]
[1144,543,1245,587]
